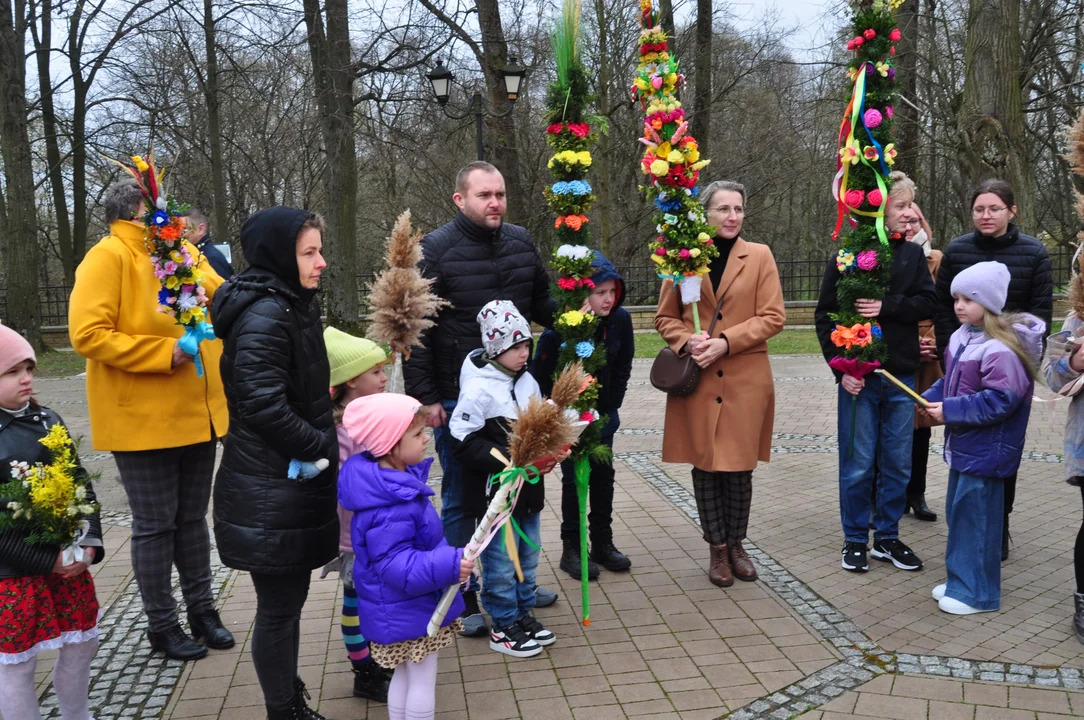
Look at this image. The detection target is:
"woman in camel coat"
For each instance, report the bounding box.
[655,180,785,589]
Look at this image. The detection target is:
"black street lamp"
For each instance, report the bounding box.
[426,58,528,161]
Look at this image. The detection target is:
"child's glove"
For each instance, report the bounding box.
[288,458,329,480]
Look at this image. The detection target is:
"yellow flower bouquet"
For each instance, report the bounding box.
[1,425,100,560]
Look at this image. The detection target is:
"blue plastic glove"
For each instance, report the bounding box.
[287,458,329,480]
[177,322,217,377]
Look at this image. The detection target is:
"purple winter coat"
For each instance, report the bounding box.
[922,315,1044,478]
[338,454,465,645]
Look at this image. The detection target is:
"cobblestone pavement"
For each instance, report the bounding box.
[25,354,1084,719]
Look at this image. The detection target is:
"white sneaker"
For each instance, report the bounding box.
[489,624,542,658]
[939,596,994,615]
[932,583,946,601]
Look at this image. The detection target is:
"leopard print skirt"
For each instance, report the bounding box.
[369,620,463,668]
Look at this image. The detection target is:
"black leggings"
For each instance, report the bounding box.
[251,570,312,707]
[1076,486,1084,594]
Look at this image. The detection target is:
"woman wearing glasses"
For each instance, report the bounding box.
[934,178,1053,560]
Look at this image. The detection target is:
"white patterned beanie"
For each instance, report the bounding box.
[477,300,531,359]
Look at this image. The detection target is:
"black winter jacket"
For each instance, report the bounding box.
[0,407,103,579]
[934,225,1052,355]
[403,212,559,405]
[815,237,938,380]
[212,206,338,575]
[531,253,634,414]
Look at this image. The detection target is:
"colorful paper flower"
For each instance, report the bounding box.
[884,144,897,166]
[151,210,170,227]
[889,28,901,42]
[575,341,595,358]
[867,189,883,207]
[863,29,876,40]
[836,249,856,272]
[871,324,883,340]
[840,141,860,165]
[876,62,890,78]
[856,250,878,271]
[845,189,866,208]
[863,145,880,161]
[559,310,586,327]
[864,108,883,129]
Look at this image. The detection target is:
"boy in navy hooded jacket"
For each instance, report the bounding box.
[531,252,635,578]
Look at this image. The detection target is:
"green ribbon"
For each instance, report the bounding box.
[574,454,591,625]
[491,465,543,553]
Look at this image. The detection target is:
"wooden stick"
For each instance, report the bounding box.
[876,368,929,407]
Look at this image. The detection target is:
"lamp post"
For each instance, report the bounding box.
[426,58,527,161]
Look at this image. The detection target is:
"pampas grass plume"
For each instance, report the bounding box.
[508,397,574,469]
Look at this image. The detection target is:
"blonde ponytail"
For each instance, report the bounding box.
[982,310,1038,383]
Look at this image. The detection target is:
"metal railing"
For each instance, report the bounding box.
[5,247,1080,324]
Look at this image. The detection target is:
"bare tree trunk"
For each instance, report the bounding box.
[593,0,613,256]
[203,0,229,248]
[657,0,674,37]
[475,0,526,224]
[32,0,75,283]
[0,0,43,348]
[302,0,359,327]
[690,0,712,157]
[956,0,1033,228]
[894,0,919,179]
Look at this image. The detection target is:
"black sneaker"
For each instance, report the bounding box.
[871,538,923,570]
[516,615,556,647]
[841,542,869,572]
[458,589,489,637]
[490,623,542,658]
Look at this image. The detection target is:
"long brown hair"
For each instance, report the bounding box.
[982,310,1038,383]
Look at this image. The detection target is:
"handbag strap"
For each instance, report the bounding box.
[701,290,727,337]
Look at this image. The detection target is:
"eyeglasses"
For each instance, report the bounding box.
[972,206,1008,218]
[709,205,744,216]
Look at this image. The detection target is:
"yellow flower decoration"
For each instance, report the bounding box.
[650,159,670,176]
[169,250,184,263]
[655,141,671,157]
[689,248,701,258]
[575,151,592,167]
[560,310,586,327]
[131,156,150,173]
[884,144,897,166]
[876,62,890,78]
[666,150,684,164]
[863,145,879,161]
[165,275,181,290]
[690,160,711,171]
[847,67,859,82]
[839,142,860,166]
[697,232,711,242]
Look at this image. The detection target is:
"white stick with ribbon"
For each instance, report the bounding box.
[61,525,90,566]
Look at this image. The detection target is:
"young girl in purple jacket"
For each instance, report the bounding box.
[922,262,1044,615]
[338,393,472,720]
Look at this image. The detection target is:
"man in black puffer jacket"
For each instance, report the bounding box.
[212,206,338,720]
[934,180,1053,562]
[404,161,559,635]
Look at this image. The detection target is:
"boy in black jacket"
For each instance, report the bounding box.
[449,300,560,659]
[531,253,635,579]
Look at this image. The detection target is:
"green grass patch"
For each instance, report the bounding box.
[36,350,86,377]
[633,328,823,358]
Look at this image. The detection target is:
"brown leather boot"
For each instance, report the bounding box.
[709,544,734,587]
[729,541,758,582]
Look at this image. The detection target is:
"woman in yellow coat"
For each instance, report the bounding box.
[68,178,233,660]
[655,180,785,588]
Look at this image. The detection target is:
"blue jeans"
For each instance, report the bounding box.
[434,399,479,593]
[837,373,915,544]
[481,511,540,629]
[945,469,1003,610]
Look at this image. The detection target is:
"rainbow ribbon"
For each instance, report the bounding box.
[831,64,889,247]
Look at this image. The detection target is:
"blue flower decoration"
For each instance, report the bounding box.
[551,181,571,195]
[568,180,592,196]
[654,193,683,212]
[560,342,567,350]
[575,340,595,358]
[871,325,883,340]
[151,210,170,227]
[157,288,171,305]
[689,186,700,197]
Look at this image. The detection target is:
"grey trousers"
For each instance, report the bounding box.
[691,468,753,546]
[113,439,217,632]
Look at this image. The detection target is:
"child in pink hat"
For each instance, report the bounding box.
[338,393,472,720]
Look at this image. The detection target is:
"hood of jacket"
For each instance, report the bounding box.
[240,206,316,297]
[1012,312,1046,364]
[338,454,435,513]
[590,251,626,309]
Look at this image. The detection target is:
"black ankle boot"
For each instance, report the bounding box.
[293,677,329,719]
[591,541,632,572]
[352,663,390,703]
[559,542,599,580]
[188,608,235,649]
[906,495,937,522]
[148,623,208,661]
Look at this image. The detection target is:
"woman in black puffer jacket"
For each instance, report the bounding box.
[212,206,337,720]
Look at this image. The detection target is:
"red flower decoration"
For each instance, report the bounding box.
[546,122,564,135]
[583,278,596,290]
[863,29,876,40]
[889,28,901,42]
[889,46,896,56]
[568,122,591,138]
[557,277,577,291]
[579,410,595,422]
[853,36,865,47]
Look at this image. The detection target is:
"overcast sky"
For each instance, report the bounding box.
[717,0,843,59]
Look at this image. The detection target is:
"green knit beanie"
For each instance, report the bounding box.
[324,327,387,388]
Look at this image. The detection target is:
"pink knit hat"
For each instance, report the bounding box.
[0,324,36,376]
[342,393,422,458]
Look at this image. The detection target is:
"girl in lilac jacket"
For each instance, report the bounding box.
[921,262,1044,616]
[338,393,471,719]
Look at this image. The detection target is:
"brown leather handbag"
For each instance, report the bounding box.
[650,291,726,396]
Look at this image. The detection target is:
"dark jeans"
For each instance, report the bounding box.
[909,426,931,498]
[559,412,619,546]
[434,399,480,593]
[251,571,311,707]
[838,374,914,543]
[1076,484,1084,594]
